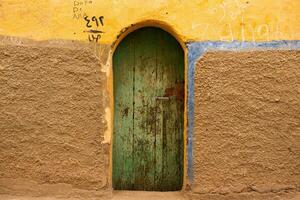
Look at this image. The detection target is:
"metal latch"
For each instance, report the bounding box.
[155,96,170,100]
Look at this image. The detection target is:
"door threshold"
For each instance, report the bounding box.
[112,190,187,200]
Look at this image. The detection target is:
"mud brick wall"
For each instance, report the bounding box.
[0,40,110,192]
[193,50,300,195]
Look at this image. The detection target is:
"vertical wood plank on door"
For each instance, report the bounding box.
[113,36,135,189]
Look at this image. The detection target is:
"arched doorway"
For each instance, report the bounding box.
[112,27,184,191]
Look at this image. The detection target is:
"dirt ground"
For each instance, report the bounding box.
[0,191,186,200]
[1,191,300,200]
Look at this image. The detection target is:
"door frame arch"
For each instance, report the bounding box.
[107,20,188,190]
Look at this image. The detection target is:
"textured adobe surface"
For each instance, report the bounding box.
[0,40,110,194]
[193,50,300,195]
[1,38,300,200]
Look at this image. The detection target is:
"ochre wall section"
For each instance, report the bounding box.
[0,0,299,43]
[193,50,300,195]
[0,39,111,196]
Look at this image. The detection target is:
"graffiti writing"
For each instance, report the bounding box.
[73,0,92,20]
[83,15,105,43]
[84,16,104,28]
[88,34,101,42]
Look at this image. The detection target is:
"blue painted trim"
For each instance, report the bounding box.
[186,40,300,183]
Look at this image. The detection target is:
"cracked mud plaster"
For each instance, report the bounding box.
[0,37,111,195]
[192,50,300,195]
[92,41,112,145]
[103,107,112,144]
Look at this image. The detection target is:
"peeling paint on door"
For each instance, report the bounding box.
[112,27,184,191]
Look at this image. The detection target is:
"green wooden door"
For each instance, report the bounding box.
[113,27,184,191]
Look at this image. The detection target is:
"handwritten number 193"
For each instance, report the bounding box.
[84,16,104,28]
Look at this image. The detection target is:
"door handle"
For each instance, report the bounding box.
[155,96,170,100]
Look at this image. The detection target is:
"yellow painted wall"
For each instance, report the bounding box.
[0,0,299,44]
